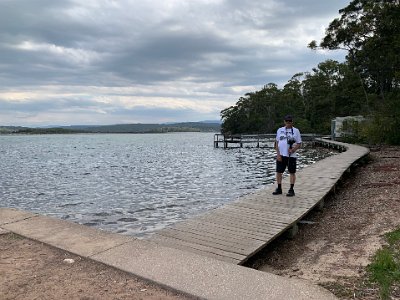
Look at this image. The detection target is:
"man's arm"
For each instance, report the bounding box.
[275,140,282,161]
[289,128,301,154]
[289,142,301,154]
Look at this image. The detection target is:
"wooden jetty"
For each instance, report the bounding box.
[214,133,321,148]
[149,138,369,265]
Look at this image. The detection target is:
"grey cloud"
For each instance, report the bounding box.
[0,1,77,44]
[0,0,350,125]
[113,105,223,125]
[105,30,237,83]
[0,97,106,114]
[279,0,346,16]
[1,0,349,87]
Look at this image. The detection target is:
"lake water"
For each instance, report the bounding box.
[0,132,332,238]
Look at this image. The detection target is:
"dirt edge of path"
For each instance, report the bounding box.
[0,232,194,300]
[246,146,400,299]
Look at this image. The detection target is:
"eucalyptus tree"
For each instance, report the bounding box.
[309,0,400,103]
[253,83,281,132]
[334,62,368,115]
[295,61,336,132]
[220,99,249,134]
[281,73,305,116]
[220,83,282,134]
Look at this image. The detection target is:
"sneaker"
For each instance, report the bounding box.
[286,189,295,197]
[272,188,282,195]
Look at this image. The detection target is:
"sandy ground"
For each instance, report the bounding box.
[0,232,193,300]
[2,146,400,299]
[247,146,400,299]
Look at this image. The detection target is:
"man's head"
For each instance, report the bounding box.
[284,114,293,127]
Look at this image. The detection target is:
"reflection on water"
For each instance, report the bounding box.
[0,133,334,237]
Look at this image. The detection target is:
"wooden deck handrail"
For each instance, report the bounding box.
[214,133,323,148]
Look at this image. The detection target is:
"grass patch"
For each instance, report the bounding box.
[5,232,24,240]
[320,281,355,298]
[367,228,400,299]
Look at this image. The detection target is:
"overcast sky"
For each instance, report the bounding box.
[0,0,350,127]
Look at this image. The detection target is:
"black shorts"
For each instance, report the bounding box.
[276,156,297,174]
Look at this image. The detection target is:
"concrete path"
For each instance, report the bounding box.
[0,208,336,300]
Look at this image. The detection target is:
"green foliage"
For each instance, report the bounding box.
[316,0,400,99]
[221,60,366,135]
[380,93,400,145]
[221,83,281,134]
[369,249,398,299]
[362,114,386,145]
[386,229,400,246]
[367,228,400,299]
[293,118,313,134]
[361,93,400,145]
[1,123,221,135]
[338,118,367,143]
[220,0,400,145]
[0,126,31,133]
[16,127,81,134]
[78,122,221,133]
[5,233,24,240]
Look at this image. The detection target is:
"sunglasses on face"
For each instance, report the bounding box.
[285,120,293,123]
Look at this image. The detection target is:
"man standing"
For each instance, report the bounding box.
[272,115,302,197]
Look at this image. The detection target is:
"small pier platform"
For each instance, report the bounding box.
[214,133,321,148]
[149,139,369,265]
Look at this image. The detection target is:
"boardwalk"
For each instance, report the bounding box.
[213,133,322,148]
[149,139,369,265]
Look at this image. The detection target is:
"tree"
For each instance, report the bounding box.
[220,0,400,144]
[309,0,400,102]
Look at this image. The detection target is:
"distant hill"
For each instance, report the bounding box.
[0,122,221,134]
[0,126,28,133]
[0,126,84,134]
[62,122,221,133]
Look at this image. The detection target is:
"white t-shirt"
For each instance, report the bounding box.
[275,126,302,158]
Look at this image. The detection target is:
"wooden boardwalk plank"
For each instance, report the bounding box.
[171,222,266,245]
[220,205,297,222]
[211,208,293,228]
[152,233,247,261]
[151,235,243,264]
[172,220,270,242]
[227,204,305,217]
[148,139,369,265]
[177,219,275,241]
[162,226,265,250]
[196,213,286,234]
[156,228,258,255]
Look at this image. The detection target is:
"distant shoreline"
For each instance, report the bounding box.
[0,122,221,135]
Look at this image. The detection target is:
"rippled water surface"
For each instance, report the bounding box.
[0,133,332,237]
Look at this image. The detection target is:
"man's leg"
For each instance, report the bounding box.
[273,158,286,195]
[287,158,297,197]
[273,172,283,194]
[290,173,296,185]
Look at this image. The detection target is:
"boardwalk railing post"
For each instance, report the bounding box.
[317,199,325,211]
[286,222,299,239]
